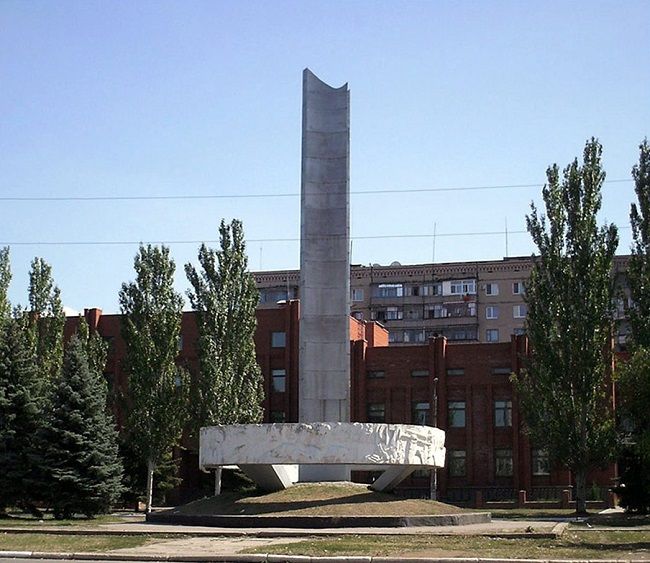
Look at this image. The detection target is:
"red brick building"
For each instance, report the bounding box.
[66,301,617,506]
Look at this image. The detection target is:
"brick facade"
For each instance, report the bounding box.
[66,301,617,505]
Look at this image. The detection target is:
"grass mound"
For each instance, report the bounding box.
[166,482,465,517]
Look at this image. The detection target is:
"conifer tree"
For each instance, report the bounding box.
[185,220,263,437]
[513,139,618,515]
[40,334,123,518]
[0,319,41,514]
[119,244,188,512]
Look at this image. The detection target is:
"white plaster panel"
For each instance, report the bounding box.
[200,423,446,468]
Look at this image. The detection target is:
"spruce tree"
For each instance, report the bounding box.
[0,319,41,514]
[119,244,188,512]
[513,139,618,515]
[40,334,123,518]
[185,219,264,436]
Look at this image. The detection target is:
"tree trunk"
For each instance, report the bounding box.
[145,459,155,514]
[574,467,587,515]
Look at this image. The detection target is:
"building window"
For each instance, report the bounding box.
[405,308,423,320]
[367,403,385,423]
[404,285,420,296]
[270,411,286,423]
[373,307,403,322]
[367,370,385,379]
[412,402,430,425]
[403,329,425,343]
[448,401,466,427]
[271,369,286,393]
[449,279,477,295]
[388,331,402,343]
[532,449,550,475]
[495,448,514,477]
[485,283,499,296]
[492,367,512,375]
[351,288,364,302]
[411,369,429,378]
[512,281,525,295]
[426,304,448,319]
[486,329,499,343]
[448,450,467,477]
[352,311,364,321]
[446,368,465,376]
[494,400,513,427]
[422,283,441,296]
[513,304,527,318]
[271,331,286,348]
[513,327,526,336]
[375,283,404,298]
[486,306,499,320]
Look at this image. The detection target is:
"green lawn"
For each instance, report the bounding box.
[252,530,650,559]
[0,533,151,552]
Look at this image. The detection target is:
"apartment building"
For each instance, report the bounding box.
[254,255,631,345]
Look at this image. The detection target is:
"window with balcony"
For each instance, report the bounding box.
[494,399,513,427]
[449,279,477,295]
[486,306,499,320]
[403,329,425,343]
[422,283,442,296]
[426,304,447,319]
[448,401,466,427]
[374,284,404,298]
[495,448,514,476]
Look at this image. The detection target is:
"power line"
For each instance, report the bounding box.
[0,178,633,202]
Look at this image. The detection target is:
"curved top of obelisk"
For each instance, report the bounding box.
[303,68,348,94]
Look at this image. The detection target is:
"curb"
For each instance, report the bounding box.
[1,553,649,563]
[145,513,491,529]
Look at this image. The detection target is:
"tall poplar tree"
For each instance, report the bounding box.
[185,219,263,436]
[24,258,65,393]
[40,334,123,518]
[119,244,189,512]
[617,139,650,512]
[513,139,619,514]
[0,247,10,322]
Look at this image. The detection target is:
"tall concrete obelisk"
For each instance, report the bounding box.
[299,69,350,435]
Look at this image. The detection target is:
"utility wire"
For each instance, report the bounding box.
[0,179,633,202]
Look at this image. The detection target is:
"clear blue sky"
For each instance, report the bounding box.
[2,1,648,314]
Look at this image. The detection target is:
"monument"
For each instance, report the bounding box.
[199,69,445,492]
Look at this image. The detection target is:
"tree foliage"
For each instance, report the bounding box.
[513,138,619,514]
[0,247,10,322]
[0,319,41,513]
[185,219,263,434]
[617,139,650,512]
[23,258,65,392]
[119,244,188,512]
[39,334,123,518]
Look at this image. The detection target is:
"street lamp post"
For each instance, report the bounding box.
[430,376,439,500]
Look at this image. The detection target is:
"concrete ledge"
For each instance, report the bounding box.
[146,511,491,528]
